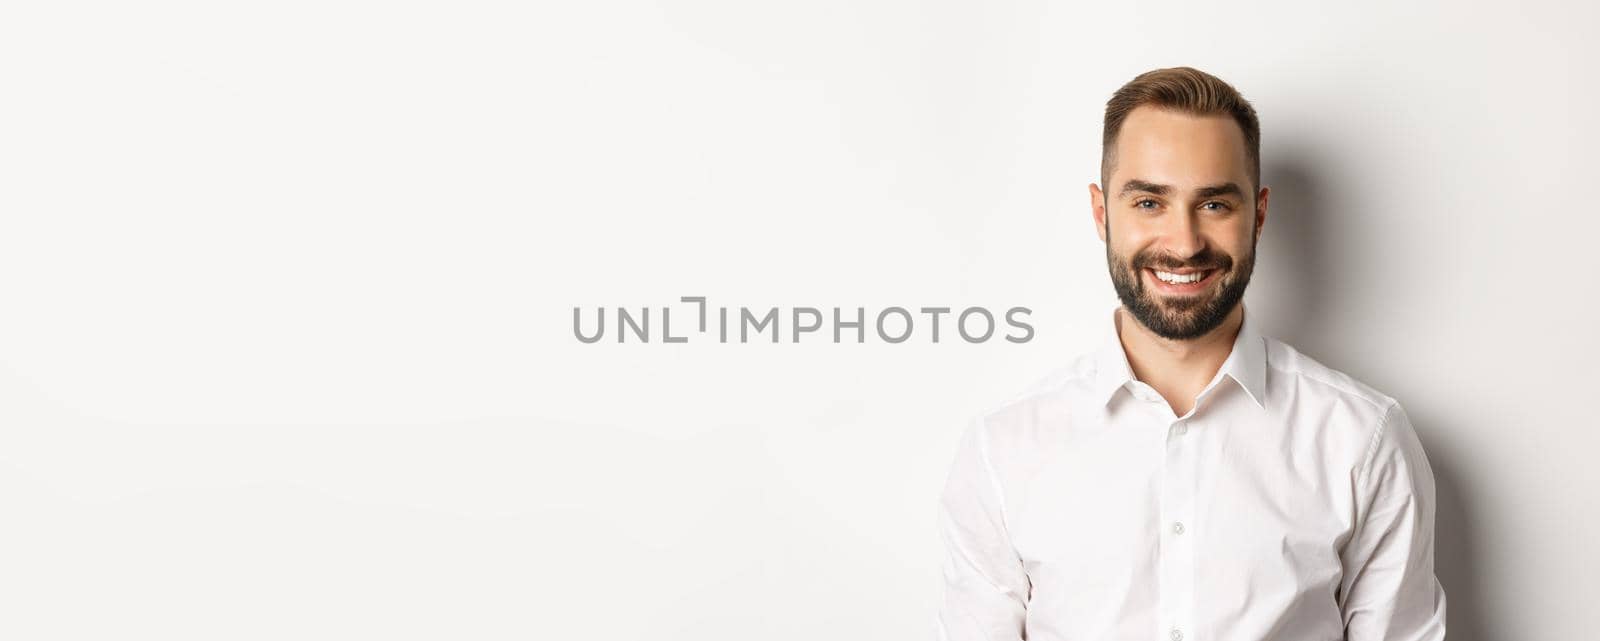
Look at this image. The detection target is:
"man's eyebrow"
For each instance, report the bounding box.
[1194,182,1245,199]
[1118,179,1169,197]
[1117,180,1245,199]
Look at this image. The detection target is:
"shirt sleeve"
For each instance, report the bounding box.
[1339,401,1448,640]
[935,416,1030,641]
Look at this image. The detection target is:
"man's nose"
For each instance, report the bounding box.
[1160,211,1207,260]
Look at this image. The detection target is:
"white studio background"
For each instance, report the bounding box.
[0,1,1594,639]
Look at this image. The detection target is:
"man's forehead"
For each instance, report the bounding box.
[1110,107,1251,191]
[1120,105,1245,143]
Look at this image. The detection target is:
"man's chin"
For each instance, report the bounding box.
[1140,291,1212,311]
[1127,290,1223,330]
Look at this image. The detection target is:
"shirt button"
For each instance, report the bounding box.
[1171,628,1184,641]
[1174,424,1188,435]
[1172,521,1185,535]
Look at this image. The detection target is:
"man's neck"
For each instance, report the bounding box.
[1116,304,1243,415]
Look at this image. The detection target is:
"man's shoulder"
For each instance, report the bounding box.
[969,350,1099,441]
[1264,336,1398,415]
[1005,352,1099,408]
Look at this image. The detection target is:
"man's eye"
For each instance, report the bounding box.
[1134,199,1159,209]
[1202,201,1231,211]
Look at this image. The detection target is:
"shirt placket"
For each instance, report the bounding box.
[1158,408,1198,641]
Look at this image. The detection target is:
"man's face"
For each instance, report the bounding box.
[1091,105,1268,341]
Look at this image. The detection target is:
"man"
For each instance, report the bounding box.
[934,67,1447,640]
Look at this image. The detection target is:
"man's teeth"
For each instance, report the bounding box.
[1154,269,1207,284]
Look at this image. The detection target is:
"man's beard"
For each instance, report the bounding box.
[1106,227,1256,341]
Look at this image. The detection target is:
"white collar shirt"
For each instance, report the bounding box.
[935,303,1447,641]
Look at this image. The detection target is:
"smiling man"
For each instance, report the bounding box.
[935,67,1447,640]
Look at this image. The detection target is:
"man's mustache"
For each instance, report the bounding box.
[1136,253,1231,272]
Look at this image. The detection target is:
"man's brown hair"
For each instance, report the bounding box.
[1101,66,1261,194]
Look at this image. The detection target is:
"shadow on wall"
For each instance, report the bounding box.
[1256,148,1487,640]
[1415,404,1487,641]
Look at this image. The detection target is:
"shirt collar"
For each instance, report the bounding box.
[1091,302,1268,411]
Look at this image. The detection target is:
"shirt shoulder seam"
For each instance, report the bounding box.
[1264,359,1393,414]
[1354,400,1403,485]
[980,366,1095,418]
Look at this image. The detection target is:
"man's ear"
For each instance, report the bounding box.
[1255,185,1270,240]
[1090,183,1107,243]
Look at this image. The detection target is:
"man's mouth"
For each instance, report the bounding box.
[1144,267,1219,293]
